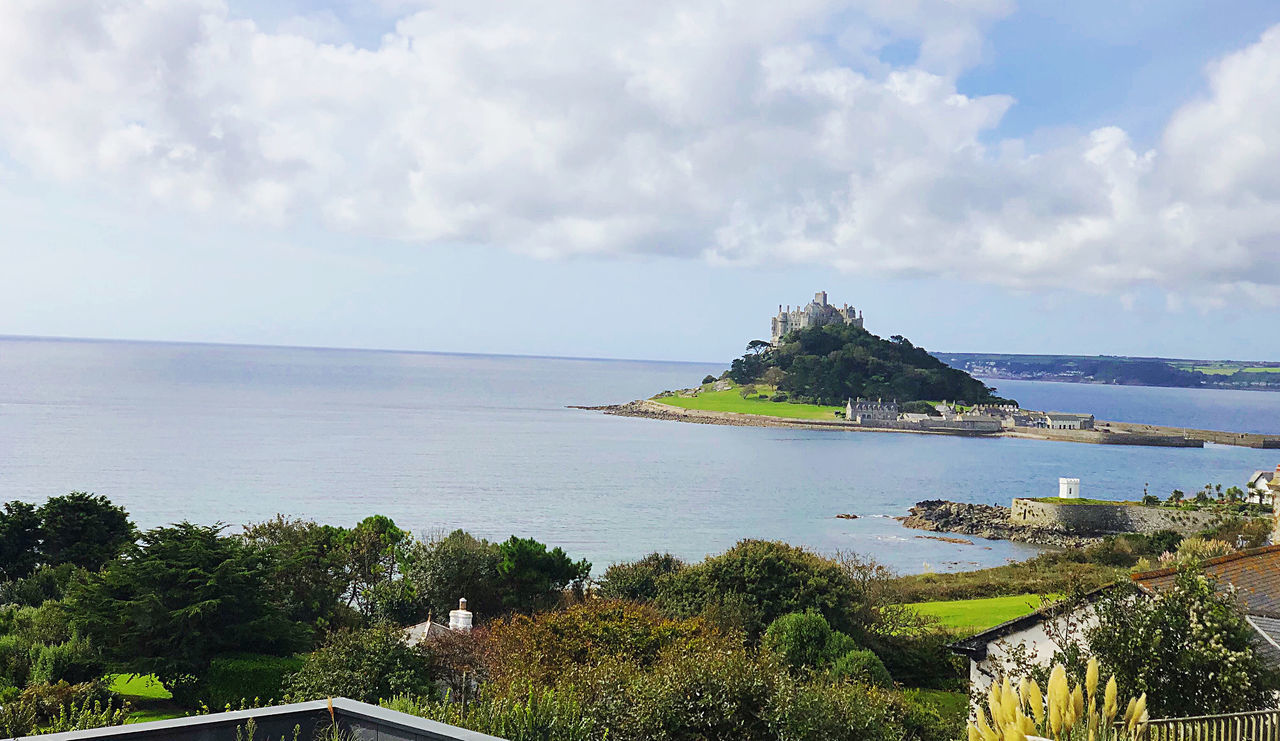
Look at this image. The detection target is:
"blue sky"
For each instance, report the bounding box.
[1,0,1278,363]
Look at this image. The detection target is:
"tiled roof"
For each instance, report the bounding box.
[1247,615,1280,668]
[1132,545,1280,618]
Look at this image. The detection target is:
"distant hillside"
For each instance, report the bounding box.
[936,353,1280,392]
[727,323,1011,405]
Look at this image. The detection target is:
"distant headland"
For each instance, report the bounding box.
[576,291,1280,449]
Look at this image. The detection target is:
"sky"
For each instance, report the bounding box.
[2,0,1279,363]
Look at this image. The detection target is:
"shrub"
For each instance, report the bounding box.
[30,634,105,685]
[770,393,788,402]
[596,553,685,602]
[385,687,595,741]
[284,625,437,704]
[656,540,867,640]
[701,375,716,385]
[0,634,32,688]
[762,611,837,670]
[205,653,305,710]
[829,649,891,687]
[483,601,713,688]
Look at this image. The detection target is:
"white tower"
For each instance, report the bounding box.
[1059,477,1080,499]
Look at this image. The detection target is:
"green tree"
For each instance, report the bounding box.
[1085,569,1280,717]
[284,625,436,704]
[0,501,42,581]
[38,493,135,572]
[67,523,306,706]
[241,516,354,634]
[656,540,867,640]
[496,536,591,612]
[402,530,503,622]
[746,339,771,355]
[343,515,409,613]
[597,552,685,603]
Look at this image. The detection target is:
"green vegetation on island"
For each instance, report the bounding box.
[726,323,1012,406]
[937,352,1280,391]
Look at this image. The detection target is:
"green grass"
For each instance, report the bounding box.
[653,387,843,420]
[905,593,1050,633]
[1026,497,1141,506]
[108,674,185,724]
[906,688,969,727]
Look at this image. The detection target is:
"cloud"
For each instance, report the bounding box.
[0,0,1277,300]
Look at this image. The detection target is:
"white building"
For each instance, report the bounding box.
[845,397,898,423]
[1059,477,1080,499]
[1247,467,1278,506]
[1043,413,1095,430]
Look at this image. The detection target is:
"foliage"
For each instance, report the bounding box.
[402,529,504,621]
[828,649,892,688]
[655,539,868,640]
[38,492,136,572]
[891,548,1127,602]
[0,501,42,581]
[596,552,685,602]
[0,563,83,607]
[283,625,437,704]
[68,522,307,706]
[242,516,355,634]
[386,687,596,741]
[729,322,1004,405]
[495,536,591,613]
[1156,536,1233,566]
[342,515,409,614]
[899,400,941,416]
[701,374,716,385]
[970,660,1147,741]
[204,653,305,711]
[1082,570,1280,717]
[0,680,129,738]
[483,601,714,688]
[30,632,104,686]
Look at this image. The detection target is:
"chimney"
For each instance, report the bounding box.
[448,597,473,632]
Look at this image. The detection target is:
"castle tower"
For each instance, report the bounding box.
[1059,478,1080,499]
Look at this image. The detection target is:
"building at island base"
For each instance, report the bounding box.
[770,291,863,345]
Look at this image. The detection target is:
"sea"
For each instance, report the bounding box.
[2,336,1278,575]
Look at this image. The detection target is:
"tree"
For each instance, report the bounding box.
[1084,570,1280,717]
[343,515,408,613]
[241,516,354,634]
[38,493,134,572]
[701,375,716,385]
[402,530,504,622]
[597,552,685,602]
[746,339,771,355]
[67,523,306,706]
[0,501,42,581]
[283,625,437,704]
[495,536,591,612]
[1166,489,1185,505]
[656,540,867,640]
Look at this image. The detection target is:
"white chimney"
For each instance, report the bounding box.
[1059,478,1080,499]
[448,597,473,632]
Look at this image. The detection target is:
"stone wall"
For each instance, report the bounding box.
[1009,498,1223,536]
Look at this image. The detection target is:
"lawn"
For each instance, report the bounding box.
[653,387,843,420]
[906,688,969,729]
[906,593,1049,634]
[1026,497,1141,506]
[108,673,185,724]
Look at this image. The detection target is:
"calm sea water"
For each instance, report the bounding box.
[1,337,1277,575]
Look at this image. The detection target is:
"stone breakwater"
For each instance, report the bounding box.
[902,500,1101,548]
[581,400,1003,435]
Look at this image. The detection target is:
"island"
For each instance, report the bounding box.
[577,292,1280,449]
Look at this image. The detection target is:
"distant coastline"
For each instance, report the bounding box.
[937,352,1280,393]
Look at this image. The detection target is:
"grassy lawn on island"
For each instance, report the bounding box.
[653,387,843,420]
[906,593,1049,634]
[108,673,185,724]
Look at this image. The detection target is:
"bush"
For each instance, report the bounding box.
[284,625,437,704]
[701,375,716,385]
[30,634,105,686]
[596,553,685,602]
[386,687,595,741]
[0,634,32,688]
[829,649,891,687]
[205,653,305,710]
[770,393,788,402]
[762,611,838,670]
[656,540,867,640]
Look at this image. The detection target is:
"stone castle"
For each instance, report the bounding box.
[770,291,863,345]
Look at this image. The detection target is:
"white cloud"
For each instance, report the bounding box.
[0,0,1278,300]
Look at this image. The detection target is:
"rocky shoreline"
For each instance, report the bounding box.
[902,499,1102,548]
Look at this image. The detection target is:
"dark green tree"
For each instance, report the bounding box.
[597,552,686,603]
[496,536,591,612]
[67,522,306,705]
[343,515,408,613]
[38,492,134,572]
[0,501,42,581]
[241,516,354,633]
[402,530,504,621]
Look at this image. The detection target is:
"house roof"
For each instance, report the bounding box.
[1247,615,1280,668]
[949,587,1112,661]
[1131,544,1280,618]
[1248,470,1274,487]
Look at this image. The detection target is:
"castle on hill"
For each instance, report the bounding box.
[770,291,863,345]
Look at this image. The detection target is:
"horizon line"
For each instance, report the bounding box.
[0,332,724,367]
